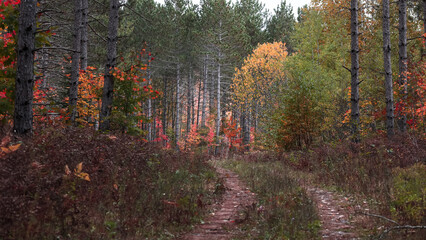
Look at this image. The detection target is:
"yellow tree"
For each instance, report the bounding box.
[231,42,288,147]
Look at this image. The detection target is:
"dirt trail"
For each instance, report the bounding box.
[180,167,256,240]
[306,187,360,239]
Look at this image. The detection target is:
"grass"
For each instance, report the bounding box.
[215,157,320,240]
[0,127,221,239]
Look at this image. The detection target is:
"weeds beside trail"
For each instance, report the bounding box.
[0,128,221,239]
[215,158,320,239]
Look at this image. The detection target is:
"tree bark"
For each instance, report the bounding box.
[13,0,37,135]
[383,0,395,137]
[398,0,407,132]
[80,0,88,70]
[162,76,168,137]
[201,55,208,127]
[175,64,181,148]
[187,70,192,133]
[147,59,153,141]
[100,0,119,131]
[350,0,360,142]
[69,0,82,123]
[215,61,221,155]
[196,74,202,126]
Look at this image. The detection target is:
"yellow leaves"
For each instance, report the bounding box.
[64,162,90,181]
[232,42,288,105]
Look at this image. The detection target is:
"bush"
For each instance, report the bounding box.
[391,163,426,225]
[0,127,219,239]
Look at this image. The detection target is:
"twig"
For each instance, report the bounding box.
[356,211,399,225]
[379,225,426,239]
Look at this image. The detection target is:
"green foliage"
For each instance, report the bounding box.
[391,163,426,225]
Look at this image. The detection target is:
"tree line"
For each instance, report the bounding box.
[1,0,425,151]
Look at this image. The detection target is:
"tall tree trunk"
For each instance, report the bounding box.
[187,71,192,133]
[350,0,360,142]
[398,0,407,132]
[383,0,395,137]
[147,59,153,141]
[201,55,208,127]
[69,0,82,123]
[13,0,37,135]
[80,0,88,71]
[209,70,214,116]
[215,61,221,155]
[196,75,202,126]
[175,64,181,148]
[162,76,167,137]
[100,0,119,131]
[243,104,250,152]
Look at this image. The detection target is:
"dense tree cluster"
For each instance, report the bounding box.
[1,0,425,151]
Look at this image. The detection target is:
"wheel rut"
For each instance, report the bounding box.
[180,167,256,240]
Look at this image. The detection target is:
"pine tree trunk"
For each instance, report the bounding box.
[398,0,407,132]
[175,64,181,147]
[148,59,153,141]
[350,0,360,142]
[201,56,208,127]
[162,76,167,137]
[187,71,192,133]
[80,0,88,71]
[100,0,119,131]
[13,0,37,135]
[383,0,395,137]
[215,61,221,155]
[197,75,202,127]
[69,0,82,123]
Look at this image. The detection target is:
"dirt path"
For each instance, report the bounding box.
[180,167,256,240]
[306,187,362,239]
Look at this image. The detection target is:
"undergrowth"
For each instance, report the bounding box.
[217,158,320,240]
[0,127,220,239]
[279,134,426,239]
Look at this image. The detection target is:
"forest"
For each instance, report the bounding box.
[0,0,425,239]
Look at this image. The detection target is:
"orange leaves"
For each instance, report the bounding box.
[64,162,90,181]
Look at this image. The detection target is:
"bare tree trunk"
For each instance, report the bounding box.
[147,60,152,141]
[175,64,181,148]
[350,0,360,142]
[398,0,407,132]
[196,75,202,127]
[162,76,167,136]
[69,0,82,123]
[383,0,395,137]
[80,0,88,71]
[187,70,192,133]
[13,0,37,135]
[201,55,208,127]
[100,0,119,131]
[215,61,221,155]
[243,105,250,152]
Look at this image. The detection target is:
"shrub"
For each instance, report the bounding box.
[391,163,426,225]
